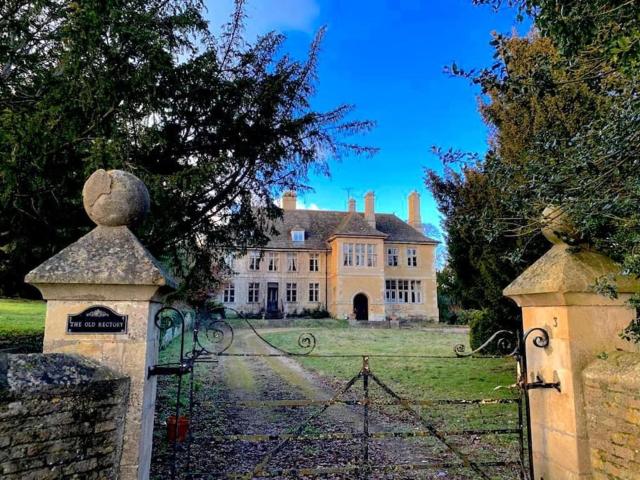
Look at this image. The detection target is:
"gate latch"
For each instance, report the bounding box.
[524,375,561,392]
[148,363,192,378]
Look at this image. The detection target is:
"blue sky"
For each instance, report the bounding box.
[206,0,529,231]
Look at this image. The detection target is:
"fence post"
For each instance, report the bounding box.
[504,208,638,479]
[26,169,176,480]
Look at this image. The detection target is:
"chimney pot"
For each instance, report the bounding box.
[408,190,422,231]
[282,191,297,210]
[364,191,375,228]
[348,198,356,212]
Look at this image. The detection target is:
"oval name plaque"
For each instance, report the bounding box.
[67,306,128,334]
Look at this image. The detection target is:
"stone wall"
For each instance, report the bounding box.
[583,351,640,479]
[0,353,129,479]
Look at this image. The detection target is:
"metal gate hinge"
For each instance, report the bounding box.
[524,375,561,392]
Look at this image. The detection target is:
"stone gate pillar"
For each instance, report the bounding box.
[25,169,176,480]
[504,208,638,479]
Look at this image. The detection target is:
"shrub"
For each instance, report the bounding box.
[0,332,43,353]
[437,269,460,324]
[459,309,501,353]
[441,308,462,325]
[309,308,330,319]
[295,307,331,319]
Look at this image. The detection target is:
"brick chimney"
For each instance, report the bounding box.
[364,191,375,228]
[347,198,356,212]
[282,191,297,210]
[408,191,422,231]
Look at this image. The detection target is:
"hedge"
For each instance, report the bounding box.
[0,332,44,353]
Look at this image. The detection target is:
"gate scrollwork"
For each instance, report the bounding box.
[453,329,520,357]
[149,307,549,480]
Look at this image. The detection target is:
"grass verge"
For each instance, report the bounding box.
[0,298,46,352]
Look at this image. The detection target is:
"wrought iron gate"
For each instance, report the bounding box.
[149,308,553,479]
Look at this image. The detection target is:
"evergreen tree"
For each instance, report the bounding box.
[0,0,374,301]
[429,1,639,340]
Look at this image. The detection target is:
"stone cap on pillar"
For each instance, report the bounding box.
[504,206,638,307]
[26,169,176,300]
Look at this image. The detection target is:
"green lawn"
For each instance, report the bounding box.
[262,327,518,400]
[156,331,219,415]
[0,298,45,334]
[262,327,523,435]
[157,324,519,404]
[0,298,46,352]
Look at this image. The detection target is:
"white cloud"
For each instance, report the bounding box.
[274,197,320,210]
[206,0,320,38]
[298,201,320,211]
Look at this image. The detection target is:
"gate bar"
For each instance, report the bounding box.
[361,356,370,479]
[192,460,523,479]
[204,427,522,442]
[212,397,520,408]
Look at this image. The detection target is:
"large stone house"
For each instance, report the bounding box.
[218,191,439,321]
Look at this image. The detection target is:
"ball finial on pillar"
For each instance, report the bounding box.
[541,205,578,245]
[82,169,150,227]
[27,168,174,480]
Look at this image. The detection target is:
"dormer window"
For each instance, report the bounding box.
[291,230,305,242]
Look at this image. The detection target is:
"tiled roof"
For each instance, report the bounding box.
[263,210,438,250]
[332,212,387,238]
[375,214,437,244]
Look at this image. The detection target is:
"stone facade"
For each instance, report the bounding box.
[219,191,439,322]
[583,352,640,479]
[383,242,437,321]
[0,353,129,479]
[231,249,330,317]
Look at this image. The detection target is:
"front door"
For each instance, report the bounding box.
[353,293,368,321]
[267,283,279,314]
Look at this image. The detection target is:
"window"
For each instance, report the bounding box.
[385,280,397,303]
[287,252,298,272]
[345,243,377,268]
[286,283,297,302]
[407,248,417,267]
[387,248,398,266]
[309,282,320,302]
[355,244,365,266]
[268,252,279,271]
[367,244,377,267]
[410,280,422,303]
[223,283,235,303]
[398,280,409,303]
[249,251,261,271]
[385,279,422,304]
[309,253,319,272]
[225,254,235,271]
[343,243,353,266]
[291,230,305,242]
[248,282,260,303]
